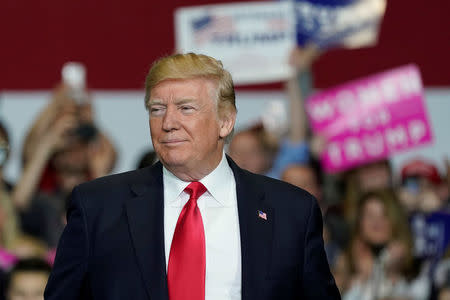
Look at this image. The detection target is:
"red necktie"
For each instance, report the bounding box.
[168,182,207,300]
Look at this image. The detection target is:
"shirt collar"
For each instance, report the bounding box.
[162,152,234,207]
[199,152,234,206]
[163,165,189,206]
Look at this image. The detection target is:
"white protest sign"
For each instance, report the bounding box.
[175,2,296,85]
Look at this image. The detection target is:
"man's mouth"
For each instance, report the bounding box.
[161,139,186,145]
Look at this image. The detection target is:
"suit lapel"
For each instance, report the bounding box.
[227,156,274,300]
[125,157,273,300]
[126,162,169,300]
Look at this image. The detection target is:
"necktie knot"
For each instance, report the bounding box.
[184,182,207,201]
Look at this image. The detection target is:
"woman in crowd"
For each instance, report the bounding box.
[341,160,393,223]
[343,189,430,300]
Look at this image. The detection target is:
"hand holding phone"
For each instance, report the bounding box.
[61,62,88,104]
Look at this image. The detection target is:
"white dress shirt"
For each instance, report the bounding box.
[163,153,242,300]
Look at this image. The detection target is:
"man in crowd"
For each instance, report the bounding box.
[44,53,340,300]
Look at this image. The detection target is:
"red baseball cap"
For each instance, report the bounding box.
[401,158,442,185]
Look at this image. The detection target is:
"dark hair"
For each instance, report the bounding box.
[137,150,158,169]
[4,258,51,291]
[308,156,323,187]
[342,159,393,221]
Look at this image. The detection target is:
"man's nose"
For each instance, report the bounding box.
[162,106,180,132]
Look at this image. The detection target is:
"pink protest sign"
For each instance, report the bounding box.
[306,64,433,173]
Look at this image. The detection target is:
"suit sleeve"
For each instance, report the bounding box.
[302,197,341,299]
[44,186,90,300]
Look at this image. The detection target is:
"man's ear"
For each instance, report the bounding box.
[219,109,236,139]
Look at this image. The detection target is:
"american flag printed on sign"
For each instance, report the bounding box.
[191,14,234,45]
[258,210,267,220]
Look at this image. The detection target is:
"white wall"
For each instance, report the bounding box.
[0,89,449,182]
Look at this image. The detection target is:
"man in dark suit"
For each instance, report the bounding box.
[44,53,341,300]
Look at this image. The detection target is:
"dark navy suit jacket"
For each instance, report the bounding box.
[44,157,341,299]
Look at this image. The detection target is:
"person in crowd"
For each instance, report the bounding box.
[282,163,322,205]
[136,149,158,169]
[0,121,20,283]
[227,124,278,175]
[439,285,450,300]
[343,189,430,300]
[398,158,448,215]
[432,246,450,300]
[331,252,351,296]
[8,236,49,262]
[342,159,393,222]
[398,158,450,281]
[19,84,116,198]
[10,85,116,247]
[434,249,450,299]
[0,123,13,191]
[4,258,51,300]
[0,122,55,270]
[281,161,349,267]
[446,158,450,200]
[0,123,21,253]
[228,44,319,179]
[44,52,340,299]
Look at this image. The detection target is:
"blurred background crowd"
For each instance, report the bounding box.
[1,0,449,299]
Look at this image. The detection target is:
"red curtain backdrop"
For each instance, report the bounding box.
[1,0,449,90]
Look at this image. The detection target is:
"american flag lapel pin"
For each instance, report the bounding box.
[257,210,267,221]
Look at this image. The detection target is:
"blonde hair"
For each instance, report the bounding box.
[144,53,236,119]
[0,186,20,250]
[9,234,49,258]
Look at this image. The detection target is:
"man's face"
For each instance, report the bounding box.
[149,78,234,178]
[7,272,49,300]
[398,176,443,213]
[281,165,321,201]
[228,132,268,174]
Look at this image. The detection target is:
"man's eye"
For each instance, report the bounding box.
[181,106,194,112]
[150,107,165,115]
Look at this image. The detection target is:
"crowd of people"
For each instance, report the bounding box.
[0,45,448,300]
[227,46,450,300]
[0,86,116,299]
